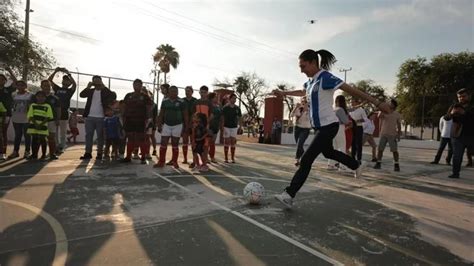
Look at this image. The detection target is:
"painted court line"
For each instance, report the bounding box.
[153,172,343,266]
[0,198,68,266]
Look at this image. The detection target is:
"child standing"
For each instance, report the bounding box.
[26,91,53,160]
[103,107,121,160]
[192,113,209,172]
[67,110,79,144]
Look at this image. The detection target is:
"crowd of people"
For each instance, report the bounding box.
[0,67,244,172]
[0,51,472,184]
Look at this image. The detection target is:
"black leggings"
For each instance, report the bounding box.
[351,126,364,161]
[285,123,359,197]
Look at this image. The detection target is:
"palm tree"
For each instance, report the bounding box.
[234,76,250,109]
[153,44,180,84]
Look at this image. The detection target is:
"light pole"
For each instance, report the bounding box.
[339,67,352,82]
[22,0,33,80]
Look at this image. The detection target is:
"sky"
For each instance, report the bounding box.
[13,0,473,100]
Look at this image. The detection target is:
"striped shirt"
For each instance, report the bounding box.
[27,103,53,135]
[304,70,344,128]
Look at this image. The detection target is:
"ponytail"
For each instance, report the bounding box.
[299,49,337,70]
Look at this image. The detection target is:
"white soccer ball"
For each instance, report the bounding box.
[243,182,265,205]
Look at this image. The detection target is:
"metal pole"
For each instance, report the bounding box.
[76,67,79,110]
[22,0,31,80]
[108,77,111,89]
[420,93,425,140]
[339,67,352,82]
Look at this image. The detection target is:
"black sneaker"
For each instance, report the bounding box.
[394,164,400,172]
[141,159,148,165]
[121,158,132,163]
[26,155,38,161]
[49,154,59,160]
[373,162,381,169]
[430,161,438,165]
[152,150,157,156]
[448,174,460,179]
[80,153,92,160]
[96,154,103,160]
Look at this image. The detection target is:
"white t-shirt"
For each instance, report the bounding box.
[292,107,312,128]
[350,107,367,126]
[363,118,375,135]
[12,92,32,123]
[439,116,452,138]
[305,70,344,128]
[89,89,104,118]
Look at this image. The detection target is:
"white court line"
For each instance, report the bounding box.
[153,172,343,266]
[1,198,68,266]
[0,173,74,179]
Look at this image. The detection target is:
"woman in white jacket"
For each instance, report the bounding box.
[431,106,453,165]
[291,97,312,166]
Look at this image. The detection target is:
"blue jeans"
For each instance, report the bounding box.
[294,126,310,159]
[13,122,31,153]
[434,137,452,163]
[452,136,474,177]
[85,117,104,155]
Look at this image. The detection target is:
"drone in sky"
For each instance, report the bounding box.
[308,19,318,24]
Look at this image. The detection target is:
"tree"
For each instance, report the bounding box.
[0,1,55,81]
[152,44,180,84]
[345,79,389,114]
[395,52,474,139]
[233,72,267,123]
[276,83,296,123]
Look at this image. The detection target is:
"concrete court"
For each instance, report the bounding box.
[0,141,473,265]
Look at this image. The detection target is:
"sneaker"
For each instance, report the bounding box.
[173,162,179,169]
[141,159,148,165]
[152,150,157,156]
[121,158,132,163]
[154,161,165,168]
[430,161,438,165]
[26,155,38,161]
[394,164,400,172]
[210,158,217,163]
[49,154,59,160]
[224,160,229,163]
[119,154,125,160]
[80,153,93,160]
[448,174,460,179]
[132,154,140,160]
[8,152,19,159]
[199,165,209,172]
[40,154,47,160]
[274,191,293,208]
[96,154,103,160]
[191,166,200,173]
[182,160,189,164]
[0,154,5,161]
[166,160,173,166]
[146,154,152,160]
[189,162,195,168]
[354,162,365,178]
[231,159,236,163]
[373,162,381,169]
[23,151,31,158]
[371,158,377,162]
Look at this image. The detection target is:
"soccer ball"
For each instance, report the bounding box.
[243,182,265,205]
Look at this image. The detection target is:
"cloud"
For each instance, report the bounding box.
[371,0,472,24]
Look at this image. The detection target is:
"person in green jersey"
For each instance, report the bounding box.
[181,86,197,164]
[154,86,189,168]
[26,91,53,160]
[222,94,242,163]
[208,92,223,163]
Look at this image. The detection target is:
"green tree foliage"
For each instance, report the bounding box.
[0,0,55,81]
[395,52,474,127]
[153,44,180,84]
[345,79,389,114]
[233,72,266,122]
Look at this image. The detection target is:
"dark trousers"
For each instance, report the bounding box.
[351,125,363,161]
[285,123,359,197]
[13,122,31,153]
[31,134,47,157]
[294,126,310,159]
[434,137,452,163]
[452,136,474,176]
